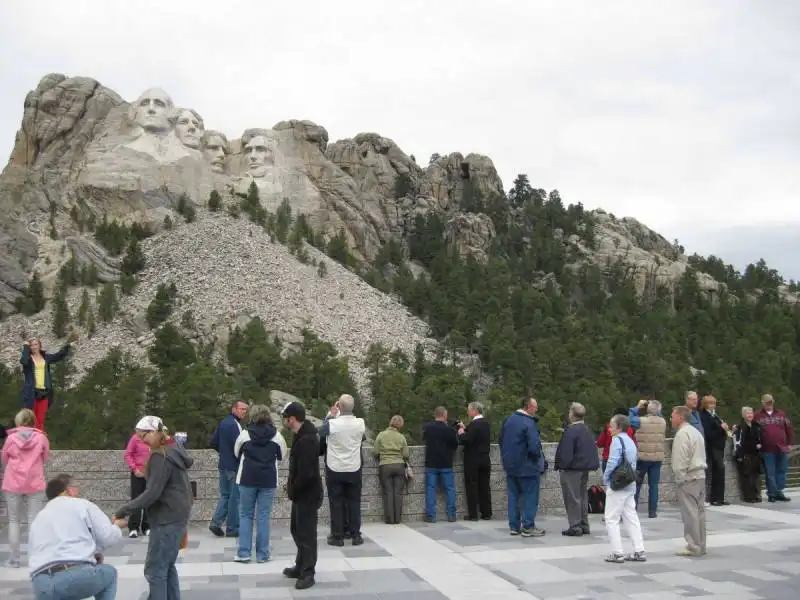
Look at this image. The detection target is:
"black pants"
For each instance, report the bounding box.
[326,468,362,539]
[737,454,761,502]
[290,499,319,578]
[708,450,726,503]
[379,463,406,524]
[464,463,492,519]
[128,472,149,533]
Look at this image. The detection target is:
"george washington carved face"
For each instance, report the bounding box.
[129,87,174,133]
[175,108,204,149]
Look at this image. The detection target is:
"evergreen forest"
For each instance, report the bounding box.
[2,174,799,448]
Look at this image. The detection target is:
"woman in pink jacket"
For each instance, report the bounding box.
[124,427,152,537]
[1,408,49,568]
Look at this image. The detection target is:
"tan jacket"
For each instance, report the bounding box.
[637,415,667,462]
[671,424,707,483]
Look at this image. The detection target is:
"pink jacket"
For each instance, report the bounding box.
[124,434,151,472]
[1,426,49,494]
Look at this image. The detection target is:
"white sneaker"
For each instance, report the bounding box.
[143,530,150,537]
[129,531,139,539]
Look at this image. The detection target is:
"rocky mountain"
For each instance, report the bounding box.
[1,73,796,394]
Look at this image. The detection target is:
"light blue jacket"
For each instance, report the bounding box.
[602,432,638,488]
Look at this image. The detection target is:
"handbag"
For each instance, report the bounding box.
[404,462,413,480]
[609,437,636,491]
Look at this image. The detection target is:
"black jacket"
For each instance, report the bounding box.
[287,421,323,506]
[422,420,460,469]
[460,417,491,468]
[734,421,763,459]
[116,445,194,525]
[20,344,70,409]
[700,410,728,457]
[554,422,600,471]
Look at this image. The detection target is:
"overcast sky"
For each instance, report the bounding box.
[1,1,798,278]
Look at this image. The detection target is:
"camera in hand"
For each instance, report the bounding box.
[448,419,464,430]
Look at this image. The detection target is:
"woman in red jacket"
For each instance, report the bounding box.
[597,406,639,471]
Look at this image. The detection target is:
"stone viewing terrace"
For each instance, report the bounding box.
[3,444,800,599]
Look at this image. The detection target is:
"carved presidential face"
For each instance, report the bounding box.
[131,88,173,132]
[243,135,273,177]
[203,134,228,172]
[175,109,203,149]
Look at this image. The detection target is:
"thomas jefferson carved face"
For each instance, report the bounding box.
[175,109,204,149]
[243,135,273,177]
[131,88,173,133]
[202,132,228,172]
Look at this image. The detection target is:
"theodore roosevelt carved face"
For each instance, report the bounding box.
[202,130,229,172]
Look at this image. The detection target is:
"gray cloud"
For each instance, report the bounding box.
[0,1,797,276]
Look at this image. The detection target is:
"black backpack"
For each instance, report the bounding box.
[588,485,606,514]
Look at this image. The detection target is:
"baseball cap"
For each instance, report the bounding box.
[135,415,165,432]
[281,401,306,421]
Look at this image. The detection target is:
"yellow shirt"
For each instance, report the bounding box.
[33,358,46,390]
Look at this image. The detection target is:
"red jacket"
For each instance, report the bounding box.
[596,424,637,461]
[755,408,795,454]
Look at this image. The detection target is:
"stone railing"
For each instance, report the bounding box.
[0,441,738,525]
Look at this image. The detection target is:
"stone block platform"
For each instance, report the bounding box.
[1,490,799,599]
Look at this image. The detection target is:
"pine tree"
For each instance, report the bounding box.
[98,283,118,324]
[208,190,222,212]
[52,283,71,338]
[86,308,97,338]
[121,238,145,276]
[77,288,90,326]
[147,283,175,329]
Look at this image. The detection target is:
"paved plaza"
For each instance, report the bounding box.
[1,490,800,600]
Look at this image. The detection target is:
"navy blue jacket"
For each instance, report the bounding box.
[499,410,545,478]
[20,344,71,409]
[235,422,287,489]
[422,420,460,469]
[210,414,242,472]
[554,422,600,471]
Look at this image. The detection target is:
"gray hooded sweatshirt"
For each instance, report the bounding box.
[115,445,194,525]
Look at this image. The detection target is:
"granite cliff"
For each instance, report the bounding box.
[1,73,795,391]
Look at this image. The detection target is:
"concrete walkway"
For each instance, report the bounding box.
[2,490,799,600]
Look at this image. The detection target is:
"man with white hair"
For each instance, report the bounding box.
[684,392,705,437]
[554,402,599,536]
[319,394,366,546]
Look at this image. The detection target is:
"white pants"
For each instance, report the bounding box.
[5,491,44,562]
[604,485,644,554]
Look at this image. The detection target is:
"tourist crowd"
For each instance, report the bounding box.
[0,387,795,598]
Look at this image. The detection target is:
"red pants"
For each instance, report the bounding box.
[33,398,48,432]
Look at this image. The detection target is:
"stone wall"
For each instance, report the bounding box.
[0,442,739,525]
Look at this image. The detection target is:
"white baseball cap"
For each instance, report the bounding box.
[135,415,165,432]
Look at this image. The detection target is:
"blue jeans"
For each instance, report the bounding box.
[145,521,187,600]
[212,469,240,534]
[238,486,276,561]
[635,460,662,513]
[32,564,117,600]
[507,475,540,531]
[763,452,789,498]
[425,468,456,520]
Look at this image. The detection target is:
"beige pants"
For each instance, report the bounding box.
[676,478,707,554]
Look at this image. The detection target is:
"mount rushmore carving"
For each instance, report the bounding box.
[0,73,507,313]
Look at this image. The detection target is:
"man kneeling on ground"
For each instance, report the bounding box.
[28,473,127,600]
